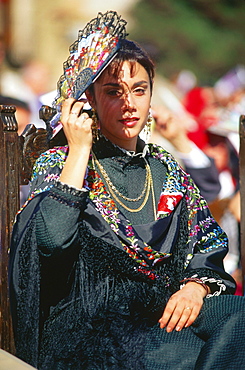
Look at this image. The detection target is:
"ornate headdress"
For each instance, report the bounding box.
[49,11,127,138]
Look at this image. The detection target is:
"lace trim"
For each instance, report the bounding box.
[199,276,227,298]
[56,180,88,196]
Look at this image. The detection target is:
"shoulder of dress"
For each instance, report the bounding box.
[34,145,69,166]
[147,143,182,169]
[147,142,174,159]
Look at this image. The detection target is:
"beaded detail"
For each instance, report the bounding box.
[48,191,82,209]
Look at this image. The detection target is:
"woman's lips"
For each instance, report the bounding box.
[120,117,139,127]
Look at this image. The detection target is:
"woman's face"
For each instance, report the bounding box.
[87,61,151,151]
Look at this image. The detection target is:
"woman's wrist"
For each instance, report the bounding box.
[180,277,210,296]
[183,282,210,298]
[59,145,91,189]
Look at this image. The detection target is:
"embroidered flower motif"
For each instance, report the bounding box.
[190,216,216,237]
[125,225,134,237]
[157,192,183,214]
[45,173,60,182]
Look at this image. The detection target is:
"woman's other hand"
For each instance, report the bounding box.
[152,106,193,154]
[158,282,209,332]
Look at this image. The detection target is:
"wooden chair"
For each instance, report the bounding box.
[0,105,244,356]
[0,104,52,355]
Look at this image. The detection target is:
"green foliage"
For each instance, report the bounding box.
[130,0,245,84]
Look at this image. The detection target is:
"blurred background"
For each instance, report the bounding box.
[0,0,244,128]
[0,0,245,293]
[1,0,244,92]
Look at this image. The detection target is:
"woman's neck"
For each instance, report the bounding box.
[100,131,137,152]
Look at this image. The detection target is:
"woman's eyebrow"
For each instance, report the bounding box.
[102,80,149,88]
[102,82,121,87]
[133,80,149,87]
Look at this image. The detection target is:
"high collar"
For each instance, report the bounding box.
[92,133,149,160]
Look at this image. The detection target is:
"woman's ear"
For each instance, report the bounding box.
[85,89,96,109]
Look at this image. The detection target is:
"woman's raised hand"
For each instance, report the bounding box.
[61,98,93,151]
[59,98,93,189]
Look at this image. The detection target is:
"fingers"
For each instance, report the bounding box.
[61,98,86,123]
[60,98,93,149]
[184,305,200,329]
[175,305,200,332]
[68,111,89,127]
[158,296,202,333]
[61,98,92,131]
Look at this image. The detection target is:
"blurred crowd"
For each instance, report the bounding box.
[0,33,245,294]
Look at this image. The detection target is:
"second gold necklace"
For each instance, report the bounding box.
[92,153,156,217]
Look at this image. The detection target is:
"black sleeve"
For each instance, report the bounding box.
[185,157,221,203]
[35,182,88,256]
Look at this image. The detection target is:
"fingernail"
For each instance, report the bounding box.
[176,326,181,332]
[166,326,172,333]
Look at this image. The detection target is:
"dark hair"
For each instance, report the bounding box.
[111,39,155,92]
[88,39,155,95]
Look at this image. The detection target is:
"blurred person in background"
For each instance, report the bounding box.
[150,105,221,204]
[1,59,50,129]
[181,76,243,291]
[205,130,241,290]
[151,87,243,291]
[0,33,50,129]
[171,69,198,99]
[182,86,220,150]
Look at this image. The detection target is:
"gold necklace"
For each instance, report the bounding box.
[92,153,156,216]
[92,153,150,202]
[150,171,157,221]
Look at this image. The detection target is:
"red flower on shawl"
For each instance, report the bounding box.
[157,193,183,214]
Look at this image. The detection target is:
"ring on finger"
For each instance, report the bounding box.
[80,114,87,122]
[185,307,192,310]
[70,111,78,115]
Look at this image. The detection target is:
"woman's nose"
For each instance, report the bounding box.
[122,91,136,111]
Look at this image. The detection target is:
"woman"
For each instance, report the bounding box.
[9,11,245,370]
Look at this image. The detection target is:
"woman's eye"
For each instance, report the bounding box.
[134,88,146,95]
[107,89,122,96]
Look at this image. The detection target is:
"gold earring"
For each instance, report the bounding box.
[141,113,152,142]
[91,108,99,142]
[147,113,153,126]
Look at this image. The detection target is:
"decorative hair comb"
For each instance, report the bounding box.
[49,10,127,138]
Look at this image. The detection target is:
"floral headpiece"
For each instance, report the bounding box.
[49,10,127,137]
